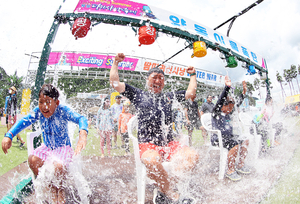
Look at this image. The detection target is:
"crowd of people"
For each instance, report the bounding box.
[1,53,284,203]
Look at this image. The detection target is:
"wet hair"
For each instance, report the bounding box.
[39,84,59,100]
[147,67,165,77]
[223,96,235,106]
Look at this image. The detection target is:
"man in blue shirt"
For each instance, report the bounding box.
[110,53,199,203]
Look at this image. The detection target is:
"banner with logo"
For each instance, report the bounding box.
[48,51,225,86]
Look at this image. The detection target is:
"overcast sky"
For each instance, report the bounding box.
[1,0,300,101]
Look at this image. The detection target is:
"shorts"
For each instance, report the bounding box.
[211,134,242,150]
[139,141,186,161]
[8,115,17,125]
[32,144,74,166]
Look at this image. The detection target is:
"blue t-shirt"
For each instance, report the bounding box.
[5,105,88,149]
[121,83,186,146]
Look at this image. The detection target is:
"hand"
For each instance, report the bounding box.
[186,66,195,75]
[114,53,125,63]
[74,130,88,155]
[2,137,12,154]
[242,81,247,94]
[225,75,231,87]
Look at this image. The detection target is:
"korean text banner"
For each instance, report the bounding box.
[48,52,225,86]
[70,0,265,68]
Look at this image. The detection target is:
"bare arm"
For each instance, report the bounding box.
[74,130,88,155]
[110,53,126,93]
[185,66,197,100]
[184,107,190,124]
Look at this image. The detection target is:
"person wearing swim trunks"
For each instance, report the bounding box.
[110,53,199,204]
[1,84,88,203]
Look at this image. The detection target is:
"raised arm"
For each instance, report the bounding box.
[185,66,197,100]
[110,53,126,93]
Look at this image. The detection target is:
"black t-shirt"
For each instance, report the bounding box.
[184,100,199,125]
[121,83,186,146]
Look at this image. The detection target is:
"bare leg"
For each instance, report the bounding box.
[106,131,112,156]
[172,146,199,173]
[141,150,179,201]
[236,140,249,169]
[53,162,67,204]
[99,130,105,156]
[28,155,45,177]
[188,129,193,146]
[227,145,239,174]
[112,130,118,147]
[200,126,207,144]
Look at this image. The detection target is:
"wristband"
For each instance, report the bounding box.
[190,73,196,76]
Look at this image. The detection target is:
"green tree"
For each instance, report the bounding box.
[276,71,286,101]
[253,78,261,99]
[290,65,298,94]
[284,68,293,96]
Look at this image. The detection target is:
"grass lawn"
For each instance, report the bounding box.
[0,125,31,176]
[261,141,300,203]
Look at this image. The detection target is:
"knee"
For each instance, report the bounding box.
[141,150,162,167]
[28,155,42,167]
[242,139,249,147]
[53,162,67,177]
[178,147,199,165]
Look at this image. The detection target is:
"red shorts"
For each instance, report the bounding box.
[8,115,17,125]
[139,141,185,161]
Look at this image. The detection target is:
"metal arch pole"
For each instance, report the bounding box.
[32,18,61,106]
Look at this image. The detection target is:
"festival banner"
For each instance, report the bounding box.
[48,52,225,86]
[48,52,138,71]
[64,0,265,68]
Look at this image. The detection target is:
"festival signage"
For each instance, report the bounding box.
[285,94,300,104]
[48,52,138,71]
[48,51,225,86]
[66,0,265,68]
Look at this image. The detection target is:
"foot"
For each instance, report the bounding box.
[20,142,25,148]
[101,154,105,158]
[153,188,173,204]
[236,165,251,174]
[153,188,195,204]
[225,171,241,181]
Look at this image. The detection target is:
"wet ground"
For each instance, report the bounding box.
[3,130,300,203]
